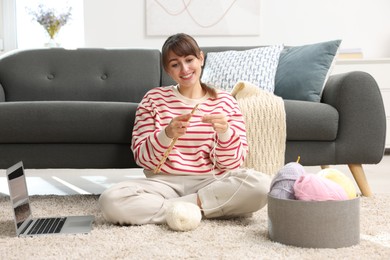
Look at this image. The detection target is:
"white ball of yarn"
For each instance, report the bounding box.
[166,202,202,232]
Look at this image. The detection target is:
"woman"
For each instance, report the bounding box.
[99,33,270,229]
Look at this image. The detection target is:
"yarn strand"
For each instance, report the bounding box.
[200,170,251,212]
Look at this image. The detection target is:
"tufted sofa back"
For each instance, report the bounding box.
[0,48,162,102]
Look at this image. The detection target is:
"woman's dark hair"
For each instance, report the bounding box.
[162,33,217,98]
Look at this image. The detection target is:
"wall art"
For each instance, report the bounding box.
[146,0,260,36]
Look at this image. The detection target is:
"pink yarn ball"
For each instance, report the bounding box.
[294,174,348,201]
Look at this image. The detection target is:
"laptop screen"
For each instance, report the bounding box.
[7,164,32,229]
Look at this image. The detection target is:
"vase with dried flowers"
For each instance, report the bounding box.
[28,4,72,47]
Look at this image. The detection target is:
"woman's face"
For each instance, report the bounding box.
[165,51,204,89]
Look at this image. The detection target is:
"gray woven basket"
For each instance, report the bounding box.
[267,194,360,248]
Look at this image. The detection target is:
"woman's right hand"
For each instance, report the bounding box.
[165,113,192,139]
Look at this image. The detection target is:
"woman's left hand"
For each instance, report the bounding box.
[202,113,229,134]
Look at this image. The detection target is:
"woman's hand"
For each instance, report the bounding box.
[202,113,229,134]
[165,113,192,139]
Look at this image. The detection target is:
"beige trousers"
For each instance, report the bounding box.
[99,168,271,225]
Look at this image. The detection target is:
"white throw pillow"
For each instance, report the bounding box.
[201,45,284,92]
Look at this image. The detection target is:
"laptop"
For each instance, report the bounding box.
[6,161,94,237]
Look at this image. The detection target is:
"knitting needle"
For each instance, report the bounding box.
[154,103,200,174]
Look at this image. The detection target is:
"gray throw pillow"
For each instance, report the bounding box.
[274,40,342,102]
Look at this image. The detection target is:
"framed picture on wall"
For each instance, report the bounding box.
[146,0,260,36]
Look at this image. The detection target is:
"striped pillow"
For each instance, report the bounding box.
[201,45,284,92]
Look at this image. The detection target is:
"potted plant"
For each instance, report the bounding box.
[28,4,72,47]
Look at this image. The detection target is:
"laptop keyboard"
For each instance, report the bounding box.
[27,217,67,235]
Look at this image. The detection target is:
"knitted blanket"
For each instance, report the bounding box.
[231,81,286,176]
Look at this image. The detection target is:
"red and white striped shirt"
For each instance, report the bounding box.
[131,85,248,175]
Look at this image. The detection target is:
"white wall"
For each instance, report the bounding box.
[262,0,390,58]
[0,0,3,40]
[2,0,389,57]
[83,0,390,58]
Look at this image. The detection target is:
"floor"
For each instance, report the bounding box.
[1,155,389,196]
[304,155,390,195]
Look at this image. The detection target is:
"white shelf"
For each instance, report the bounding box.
[336,58,390,65]
[332,58,390,149]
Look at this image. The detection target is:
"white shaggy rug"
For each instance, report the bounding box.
[1,194,389,259]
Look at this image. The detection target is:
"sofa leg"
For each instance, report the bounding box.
[348,164,373,197]
[320,165,330,169]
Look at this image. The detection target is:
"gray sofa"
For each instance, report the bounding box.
[0,47,386,196]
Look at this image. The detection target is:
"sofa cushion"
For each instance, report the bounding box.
[0,48,161,102]
[0,144,139,169]
[201,45,284,92]
[274,40,342,102]
[285,100,338,141]
[0,101,138,143]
